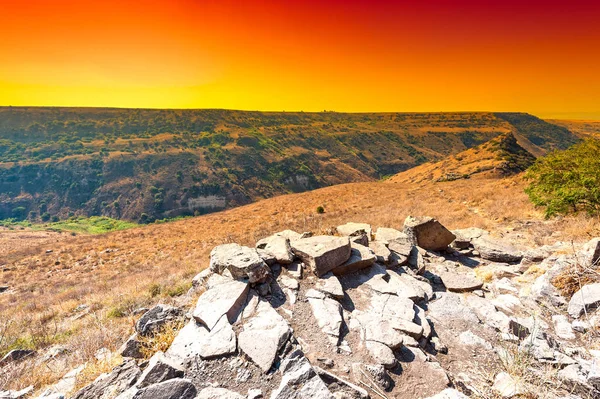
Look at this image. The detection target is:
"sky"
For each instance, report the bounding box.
[1,0,599,118]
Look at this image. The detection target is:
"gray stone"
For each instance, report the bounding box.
[307,295,343,339]
[578,238,600,267]
[491,294,523,316]
[459,331,493,350]
[191,269,213,288]
[439,270,483,292]
[136,304,183,337]
[196,387,244,399]
[72,359,141,399]
[553,315,576,340]
[375,227,409,244]
[391,318,423,339]
[427,292,480,324]
[166,320,207,367]
[365,341,397,369]
[136,351,184,388]
[424,389,469,399]
[271,350,334,399]
[196,315,237,359]
[336,222,372,239]
[0,349,35,366]
[248,388,263,399]
[357,314,403,349]
[133,378,197,399]
[568,283,600,318]
[492,372,524,398]
[314,367,369,399]
[257,235,295,265]
[210,243,271,283]
[238,300,291,372]
[119,334,143,358]
[369,241,391,264]
[316,273,344,299]
[530,272,566,307]
[0,386,33,399]
[370,293,415,324]
[286,262,303,279]
[193,279,249,330]
[291,236,351,276]
[471,237,522,263]
[332,242,376,275]
[414,305,432,338]
[403,216,455,251]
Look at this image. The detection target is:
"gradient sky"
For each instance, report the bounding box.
[1,0,599,118]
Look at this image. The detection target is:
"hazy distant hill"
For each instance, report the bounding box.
[0,108,577,221]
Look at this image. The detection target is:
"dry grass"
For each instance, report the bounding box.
[1,173,600,393]
[137,319,186,359]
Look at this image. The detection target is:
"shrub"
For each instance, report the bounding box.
[316,206,325,214]
[525,139,600,217]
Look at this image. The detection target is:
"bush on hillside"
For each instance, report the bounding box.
[525,139,600,217]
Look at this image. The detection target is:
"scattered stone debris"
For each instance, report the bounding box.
[48,219,600,399]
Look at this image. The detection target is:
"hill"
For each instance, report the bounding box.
[387,132,536,184]
[0,108,578,222]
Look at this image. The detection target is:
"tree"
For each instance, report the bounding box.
[525,139,600,217]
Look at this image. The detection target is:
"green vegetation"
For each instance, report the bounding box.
[0,216,137,234]
[525,139,600,217]
[316,205,325,214]
[0,108,578,222]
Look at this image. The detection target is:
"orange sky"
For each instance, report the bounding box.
[1,0,599,118]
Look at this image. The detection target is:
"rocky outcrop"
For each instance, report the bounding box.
[65,218,600,399]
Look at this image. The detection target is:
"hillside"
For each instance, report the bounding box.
[0,108,577,222]
[387,133,536,184]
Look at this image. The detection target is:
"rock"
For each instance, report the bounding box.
[0,386,34,399]
[314,367,369,399]
[136,352,184,388]
[466,295,510,331]
[166,320,208,367]
[279,275,300,291]
[133,379,197,399]
[37,365,84,397]
[365,341,396,369]
[357,314,403,349]
[119,334,144,358]
[369,241,391,264]
[193,279,249,330]
[72,359,141,399]
[315,273,344,299]
[491,278,519,295]
[403,216,455,251]
[386,269,429,300]
[336,222,372,239]
[370,292,415,324]
[491,294,523,316]
[459,331,493,350]
[256,235,295,265]
[196,315,237,359]
[568,283,600,318]
[136,304,183,337]
[558,364,596,394]
[553,315,576,340]
[286,262,303,279]
[271,350,334,399]
[307,294,343,339]
[331,242,376,275]
[195,387,244,399]
[248,388,263,399]
[414,304,432,338]
[579,238,600,267]
[291,236,351,276]
[424,389,469,399]
[273,230,304,241]
[391,318,423,339]
[0,349,35,366]
[439,270,483,292]
[427,292,480,324]
[492,372,524,398]
[238,300,291,372]
[0,285,8,293]
[471,237,522,263]
[375,227,409,244]
[191,269,213,288]
[530,272,567,307]
[210,243,271,283]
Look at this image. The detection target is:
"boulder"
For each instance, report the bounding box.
[365,341,397,369]
[492,372,525,398]
[315,273,344,299]
[136,352,183,388]
[0,349,35,366]
[193,279,249,330]
[136,305,183,337]
[370,292,415,324]
[256,235,295,265]
[331,242,376,275]
[238,300,291,372]
[72,359,141,399]
[552,315,576,340]
[403,216,455,251]
[369,241,391,264]
[375,227,409,244]
[291,236,351,276]
[119,334,144,359]
[568,283,600,318]
[471,237,522,263]
[271,350,334,399]
[166,321,208,366]
[336,223,372,239]
[132,379,197,399]
[307,290,344,339]
[579,238,600,267]
[439,270,483,292]
[196,387,244,399]
[209,243,270,283]
[196,315,237,359]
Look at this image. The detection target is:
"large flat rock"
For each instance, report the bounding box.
[439,270,484,292]
[256,235,294,265]
[209,243,270,283]
[291,236,351,276]
[336,222,372,238]
[193,280,249,330]
[568,283,600,318]
[238,300,291,372]
[332,242,376,275]
[307,290,344,339]
[471,237,522,263]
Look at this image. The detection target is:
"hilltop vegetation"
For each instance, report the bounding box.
[0,108,577,222]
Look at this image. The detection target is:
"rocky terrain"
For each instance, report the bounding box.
[1,217,599,399]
